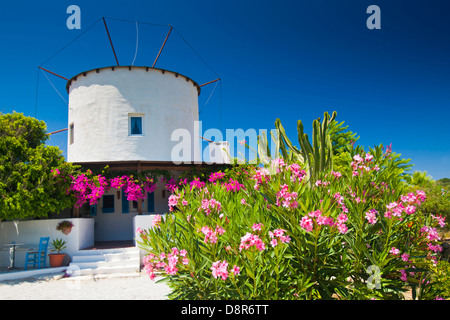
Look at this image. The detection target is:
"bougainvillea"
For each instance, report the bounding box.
[70,172,159,208]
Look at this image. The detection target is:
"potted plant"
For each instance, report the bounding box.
[56,220,74,235]
[48,238,67,267]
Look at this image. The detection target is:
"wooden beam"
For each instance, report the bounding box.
[103,17,120,66]
[39,67,69,81]
[199,78,221,87]
[152,26,173,68]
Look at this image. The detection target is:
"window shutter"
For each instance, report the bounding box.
[90,204,97,216]
[122,189,129,214]
[148,192,155,213]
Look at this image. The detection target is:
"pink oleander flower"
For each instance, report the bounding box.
[239,232,266,251]
[337,214,348,224]
[405,205,416,215]
[168,194,179,207]
[182,199,188,206]
[152,215,162,229]
[231,265,240,276]
[240,198,247,205]
[211,260,229,280]
[401,253,410,262]
[400,269,408,282]
[432,214,446,228]
[336,222,348,234]
[365,209,378,225]
[300,216,314,232]
[390,247,400,255]
[421,226,440,242]
[199,198,222,215]
[252,223,263,232]
[276,184,298,208]
[269,228,291,246]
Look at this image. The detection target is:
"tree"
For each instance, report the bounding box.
[437,178,450,188]
[405,170,434,187]
[327,120,359,155]
[0,112,78,220]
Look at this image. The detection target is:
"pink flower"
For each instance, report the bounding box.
[168,194,179,207]
[211,260,229,280]
[336,222,348,234]
[182,199,188,206]
[400,269,408,282]
[152,215,162,228]
[239,233,265,251]
[401,253,410,262]
[432,214,446,228]
[300,216,314,232]
[252,223,263,232]
[208,171,225,183]
[405,205,416,215]
[270,239,278,247]
[365,209,378,225]
[390,247,400,255]
[231,265,240,276]
[337,214,348,224]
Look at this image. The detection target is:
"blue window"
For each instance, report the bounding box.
[90,204,97,216]
[102,195,115,213]
[130,117,143,135]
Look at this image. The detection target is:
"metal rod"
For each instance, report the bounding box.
[200,136,213,143]
[38,67,69,81]
[199,78,221,87]
[48,128,68,135]
[152,26,173,68]
[103,17,120,66]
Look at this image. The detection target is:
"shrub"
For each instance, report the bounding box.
[137,150,446,300]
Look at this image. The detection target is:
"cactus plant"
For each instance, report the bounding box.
[274,111,337,185]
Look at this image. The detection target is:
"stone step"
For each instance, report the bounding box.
[66,264,140,277]
[72,251,139,263]
[67,247,141,277]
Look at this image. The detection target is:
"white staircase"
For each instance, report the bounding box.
[67,247,141,277]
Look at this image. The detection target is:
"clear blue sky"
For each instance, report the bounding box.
[0,0,449,179]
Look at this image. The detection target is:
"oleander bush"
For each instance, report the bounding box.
[137,115,447,300]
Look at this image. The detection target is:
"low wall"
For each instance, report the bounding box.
[0,218,94,268]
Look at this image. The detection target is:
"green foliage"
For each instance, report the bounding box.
[327,120,359,155]
[275,111,336,186]
[405,171,434,188]
[137,114,443,300]
[50,238,67,254]
[437,178,450,188]
[408,183,450,223]
[0,112,79,220]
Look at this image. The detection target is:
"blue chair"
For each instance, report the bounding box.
[24,237,50,270]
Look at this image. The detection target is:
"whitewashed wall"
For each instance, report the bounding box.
[67,66,201,164]
[0,218,94,268]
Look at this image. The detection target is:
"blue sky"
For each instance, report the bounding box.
[0,0,449,179]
